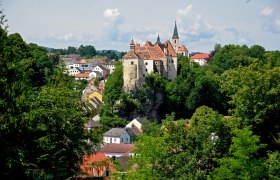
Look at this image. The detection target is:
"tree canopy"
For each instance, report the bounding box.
[0,17,101,179]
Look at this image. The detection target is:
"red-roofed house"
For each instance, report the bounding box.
[178,45,189,58]
[77,153,117,179]
[98,143,135,158]
[75,73,90,80]
[190,53,211,66]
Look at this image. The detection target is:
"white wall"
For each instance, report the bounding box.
[103,129,131,144]
[143,60,154,76]
[126,119,142,130]
[193,59,208,66]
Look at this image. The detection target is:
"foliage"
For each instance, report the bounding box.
[128,107,231,179]
[77,44,97,58]
[127,135,168,180]
[220,64,280,150]
[103,62,123,106]
[0,22,101,179]
[160,56,228,119]
[266,151,280,179]
[211,127,267,179]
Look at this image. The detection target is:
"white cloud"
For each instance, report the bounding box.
[260,6,274,17]
[59,33,73,41]
[103,8,120,20]
[275,18,280,30]
[177,5,193,17]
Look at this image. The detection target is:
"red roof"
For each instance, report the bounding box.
[190,54,211,59]
[79,153,116,178]
[123,40,177,60]
[75,73,89,78]
[98,143,135,155]
[123,50,140,59]
[98,82,104,90]
[178,45,188,52]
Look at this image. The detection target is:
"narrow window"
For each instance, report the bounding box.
[131,61,134,65]
[145,62,148,65]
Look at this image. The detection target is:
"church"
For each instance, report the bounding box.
[122,22,189,92]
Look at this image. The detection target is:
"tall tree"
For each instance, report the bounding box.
[211,127,267,179]
[0,19,101,179]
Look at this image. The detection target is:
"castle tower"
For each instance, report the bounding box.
[172,21,179,53]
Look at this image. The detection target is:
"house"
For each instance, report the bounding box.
[105,61,116,74]
[126,117,144,131]
[77,153,116,179]
[92,114,101,122]
[85,91,103,115]
[190,53,211,66]
[68,59,95,72]
[125,127,142,143]
[178,45,189,58]
[60,54,81,61]
[75,73,90,80]
[98,143,135,158]
[84,119,102,131]
[103,128,131,144]
[122,21,188,92]
[89,71,102,80]
[88,91,103,102]
[92,65,110,79]
[66,67,81,76]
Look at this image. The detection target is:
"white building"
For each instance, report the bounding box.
[103,128,130,144]
[92,65,110,79]
[68,59,95,72]
[66,67,81,76]
[190,54,211,66]
[126,117,144,131]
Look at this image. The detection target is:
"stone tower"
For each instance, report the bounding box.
[172,21,179,53]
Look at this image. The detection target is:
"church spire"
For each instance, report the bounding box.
[156,33,161,43]
[172,21,179,39]
[130,37,135,50]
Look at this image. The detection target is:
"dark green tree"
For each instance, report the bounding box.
[0,18,101,179]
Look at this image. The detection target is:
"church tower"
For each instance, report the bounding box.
[172,21,179,53]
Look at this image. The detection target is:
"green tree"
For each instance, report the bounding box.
[129,107,231,179]
[220,64,280,150]
[77,45,97,58]
[127,135,168,180]
[211,127,267,179]
[266,151,280,179]
[0,20,101,179]
[103,62,123,107]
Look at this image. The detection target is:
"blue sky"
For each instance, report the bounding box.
[2,0,280,53]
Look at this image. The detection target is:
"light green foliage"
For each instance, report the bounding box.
[266,151,280,179]
[211,127,267,179]
[127,135,168,180]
